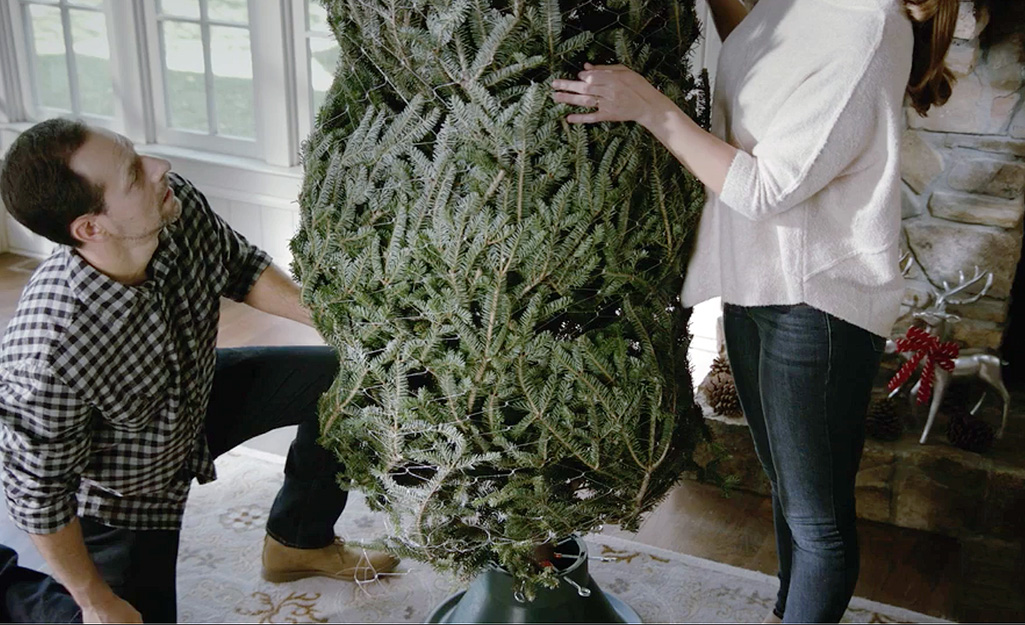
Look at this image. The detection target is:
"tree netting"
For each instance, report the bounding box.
[292,0,710,596]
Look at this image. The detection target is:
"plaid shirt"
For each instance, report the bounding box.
[0,174,271,534]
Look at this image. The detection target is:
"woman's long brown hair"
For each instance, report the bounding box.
[904,0,959,116]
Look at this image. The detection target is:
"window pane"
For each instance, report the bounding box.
[158,0,200,19]
[162,20,208,131]
[207,0,248,25]
[73,0,105,7]
[308,1,329,33]
[70,9,113,117]
[309,36,338,116]
[28,4,71,111]
[210,25,253,137]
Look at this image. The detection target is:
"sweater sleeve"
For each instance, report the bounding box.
[718,33,887,222]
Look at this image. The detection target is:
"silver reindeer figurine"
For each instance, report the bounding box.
[889,265,1010,444]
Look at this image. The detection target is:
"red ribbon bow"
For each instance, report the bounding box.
[886,326,959,405]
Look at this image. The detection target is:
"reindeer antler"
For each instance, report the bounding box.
[933,266,994,311]
[899,251,914,278]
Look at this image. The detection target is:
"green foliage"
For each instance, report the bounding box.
[293,0,709,597]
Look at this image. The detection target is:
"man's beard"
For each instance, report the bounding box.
[113,199,182,242]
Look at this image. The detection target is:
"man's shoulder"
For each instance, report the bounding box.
[168,172,209,218]
[12,251,77,318]
[166,172,219,241]
[2,252,78,363]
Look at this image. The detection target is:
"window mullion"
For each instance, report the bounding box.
[107,0,152,140]
[291,0,313,145]
[198,0,217,135]
[149,15,242,29]
[14,3,43,120]
[251,0,297,167]
[59,1,81,115]
[0,2,26,124]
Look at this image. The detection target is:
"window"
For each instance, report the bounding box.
[13,0,115,122]
[146,0,259,156]
[1,0,341,165]
[159,0,253,138]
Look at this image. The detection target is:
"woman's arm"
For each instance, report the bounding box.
[706,0,750,42]
[551,64,737,195]
[553,49,884,223]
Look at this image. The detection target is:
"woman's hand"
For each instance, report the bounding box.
[550,63,671,128]
[552,62,736,194]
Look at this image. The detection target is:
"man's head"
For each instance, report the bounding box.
[0,118,181,249]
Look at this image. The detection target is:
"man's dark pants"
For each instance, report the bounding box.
[0,346,346,623]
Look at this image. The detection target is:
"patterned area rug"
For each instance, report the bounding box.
[179,448,948,624]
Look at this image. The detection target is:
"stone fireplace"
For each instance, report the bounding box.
[899,0,1025,355]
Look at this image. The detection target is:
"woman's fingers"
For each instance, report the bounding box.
[551,79,599,94]
[566,112,607,124]
[552,92,600,108]
[580,63,627,74]
[552,63,639,124]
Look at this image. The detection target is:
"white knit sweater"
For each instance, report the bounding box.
[680,0,914,337]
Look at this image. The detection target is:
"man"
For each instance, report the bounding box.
[0,118,398,623]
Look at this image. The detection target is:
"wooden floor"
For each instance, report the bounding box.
[0,253,968,620]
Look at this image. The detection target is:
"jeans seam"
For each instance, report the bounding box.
[821,309,846,594]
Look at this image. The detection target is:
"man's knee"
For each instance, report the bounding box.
[291,346,339,386]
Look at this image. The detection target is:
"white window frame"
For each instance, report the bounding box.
[142,0,298,164]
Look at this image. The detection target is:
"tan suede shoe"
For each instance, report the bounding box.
[261,535,401,583]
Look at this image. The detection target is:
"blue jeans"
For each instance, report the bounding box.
[0,346,346,623]
[723,304,885,623]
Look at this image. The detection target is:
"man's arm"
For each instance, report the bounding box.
[0,362,139,622]
[29,520,141,624]
[243,263,314,327]
[706,0,749,42]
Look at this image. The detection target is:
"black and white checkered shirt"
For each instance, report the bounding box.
[0,174,271,534]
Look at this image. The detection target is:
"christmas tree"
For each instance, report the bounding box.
[292,0,709,596]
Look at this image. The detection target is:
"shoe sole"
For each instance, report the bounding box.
[262,569,362,583]
[261,560,401,584]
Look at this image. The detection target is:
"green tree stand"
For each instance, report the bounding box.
[427,536,640,623]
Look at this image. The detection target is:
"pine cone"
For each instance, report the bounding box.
[709,355,732,377]
[704,371,742,417]
[940,383,976,414]
[866,398,903,441]
[947,410,995,454]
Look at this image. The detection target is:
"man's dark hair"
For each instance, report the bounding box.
[0,118,105,247]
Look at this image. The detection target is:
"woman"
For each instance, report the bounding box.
[552,0,956,622]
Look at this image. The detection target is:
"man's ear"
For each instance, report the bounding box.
[69,213,106,246]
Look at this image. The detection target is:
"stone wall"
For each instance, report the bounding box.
[899,1,1025,350]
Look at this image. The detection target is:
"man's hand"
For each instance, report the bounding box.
[28,519,141,624]
[81,592,142,624]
